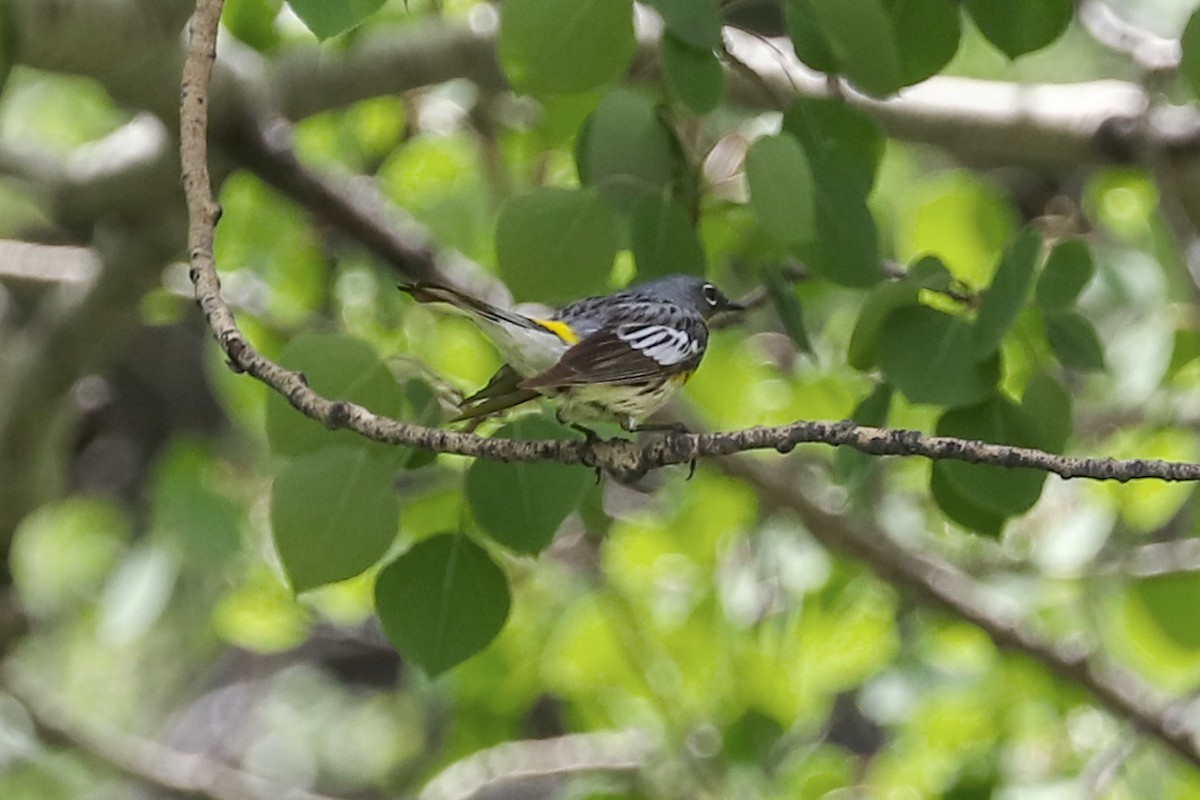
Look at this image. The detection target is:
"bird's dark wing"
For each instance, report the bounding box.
[452,364,542,422]
[521,320,706,389]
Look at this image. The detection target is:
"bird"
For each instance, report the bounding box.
[398,274,741,435]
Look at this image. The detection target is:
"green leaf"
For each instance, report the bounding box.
[150,441,242,560]
[1131,573,1200,652]
[266,332,406,458]
[285,0,384,40]
[1183,10,1200,100]
[834,384,892,487]
[847,280,922,370]
[888,0,961,85]
[375,534,511,676]
[908,254,956,292]
[1021,373,1072,454]
[801,166,883,287]
[972,228,1041,359]
[499,0,636,95]
[763,267,813,354]
[1045,310,1107,372]
[782,99,885,196]
[896,171,1018,288]
[878,306,999,407]
[495,187,622,304]
[223,0,282,51]
[578,89,678,212]
[649,0,721,49]
[963,0,1071,59]
[660,34,726,115]
[631,196,706,279]
[785,0,838,74]
[807,0,904,96]
[930,465,1006,536]
[271,447,399,592]
[1036,238,1094,311]
[466,417,592,554]
[745,134,816,246]
[935,395,1049,518]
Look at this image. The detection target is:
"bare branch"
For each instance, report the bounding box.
[1078,0,1181,75]
[718,455,1200,768]
[4,666,345,800]
[417,730,656,800]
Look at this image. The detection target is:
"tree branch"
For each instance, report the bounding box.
[718,455,1200,768]
[3,666,345,800]
[417,729,656,800]
[182,4,1200,485]
[1078,0,1180,76]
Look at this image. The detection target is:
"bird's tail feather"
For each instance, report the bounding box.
[398,282,542,332]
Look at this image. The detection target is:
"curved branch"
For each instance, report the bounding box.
[417,730,655,800]
[4,666,344,800]
[720,456,1200,768]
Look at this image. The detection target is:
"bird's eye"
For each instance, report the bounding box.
[702,283,719,306]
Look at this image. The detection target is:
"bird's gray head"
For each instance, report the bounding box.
[626,275,742,319]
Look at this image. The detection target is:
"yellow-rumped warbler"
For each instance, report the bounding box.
[398,275,741,431]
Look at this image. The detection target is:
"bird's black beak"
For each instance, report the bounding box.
[720,295,744,313]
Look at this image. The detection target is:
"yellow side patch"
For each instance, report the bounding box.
[532,318,581,345]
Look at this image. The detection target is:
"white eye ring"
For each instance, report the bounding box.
[701,283,719,306]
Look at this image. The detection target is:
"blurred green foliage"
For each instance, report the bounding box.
[9,1,1200,799]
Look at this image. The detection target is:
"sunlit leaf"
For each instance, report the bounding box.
[286,0,385,40]
[896,171,1018,288]
[1131,573,1200,652]
[223,0,282,51]
[375,534,510,676]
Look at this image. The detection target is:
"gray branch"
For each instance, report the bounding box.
[720,455,1200,768]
